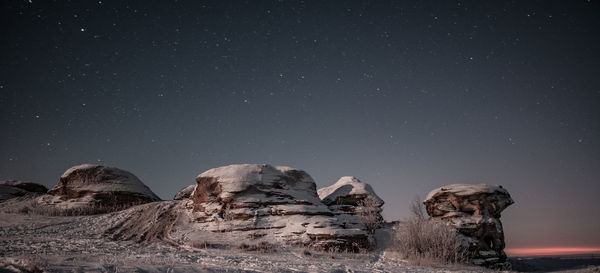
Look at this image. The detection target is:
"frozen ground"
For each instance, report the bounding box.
[2,211,598,273]
[0,212,493,273]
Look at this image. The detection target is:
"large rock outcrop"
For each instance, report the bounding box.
[424,184,514,267]
[172,164,370,251]
[38,164,160,214]
[318,176,384,230]
[0,180,48,202]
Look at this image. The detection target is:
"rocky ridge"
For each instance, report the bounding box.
[0,162,518,269]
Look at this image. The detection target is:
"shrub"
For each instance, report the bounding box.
[392,199,469,266]
[356,196,383,234]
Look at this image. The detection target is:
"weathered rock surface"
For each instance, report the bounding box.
[0,180,48,202]
[38,164,160,214]
[173,185,195,200]
[170,164,370,251]
[318,176,384,229]
[424,184,514,267]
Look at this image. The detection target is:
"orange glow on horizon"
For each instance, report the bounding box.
[505,247,600,256]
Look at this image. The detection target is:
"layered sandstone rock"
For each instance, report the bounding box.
[318,176,384,230]
[172,164,370,251]
[0,180,48,202]
[424,184,514,267]
[39,164,160,214]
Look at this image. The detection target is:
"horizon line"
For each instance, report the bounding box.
[505,247,600,257]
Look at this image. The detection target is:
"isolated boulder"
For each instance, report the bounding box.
[318,176,384,229]
[174,185,195,200]
[176,164,369,251]
[39,164,160,214]
[0,180,48,202]
[424,184,514,267]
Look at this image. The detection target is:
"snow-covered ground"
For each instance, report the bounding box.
[0,212,495,273]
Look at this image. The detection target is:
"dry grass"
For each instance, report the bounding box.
[392,199,469,266]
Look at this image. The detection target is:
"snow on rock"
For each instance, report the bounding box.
[424,184,513,218]
[424,183,514,267]
[318,176,383,206]
[37,164,160,214]
[173,185,195,200]
[317,176,384,229]
[0,180,48,202]
[170,164,370,251]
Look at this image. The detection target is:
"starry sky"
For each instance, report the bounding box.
[1,1,599,251]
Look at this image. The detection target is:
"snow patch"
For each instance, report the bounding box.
[424,183,509,202]
[317,176,383,205]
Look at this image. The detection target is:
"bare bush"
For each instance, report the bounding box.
[100,256,121,273]
[357,196,383,234]
[392,199,469,266]
[409,196,426,220]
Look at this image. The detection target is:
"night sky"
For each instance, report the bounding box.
[1,1,599,250]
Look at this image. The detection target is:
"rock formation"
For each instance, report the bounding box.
[318,176,384,231]
[173,185,195,200]
[171,164,370,251]
[38,164,160,214]
[0,180,48,202]
[424,184,514,267]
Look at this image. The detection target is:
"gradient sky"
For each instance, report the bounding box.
[1,1,599,251]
